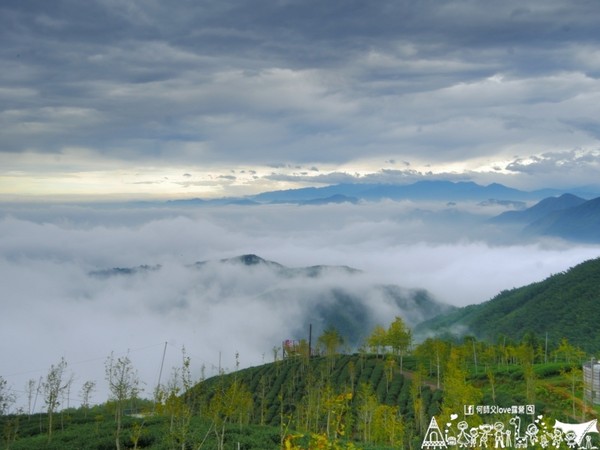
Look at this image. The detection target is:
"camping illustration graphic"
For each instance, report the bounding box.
[421,413,598,449]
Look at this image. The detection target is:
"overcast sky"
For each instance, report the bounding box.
[2,0,600,200]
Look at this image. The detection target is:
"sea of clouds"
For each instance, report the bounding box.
[1,200,599,411]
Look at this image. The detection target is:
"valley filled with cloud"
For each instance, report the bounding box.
[2,201,598,408]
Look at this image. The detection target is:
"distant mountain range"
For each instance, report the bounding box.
[250,181,560,204]
[415,257,600,352]
[159,181,600,243]
[161,180,600,207]
[490,193,587,224]
[89,253,600,352]
[526,197,600,242]
[490,193,600,242]
[90,254,454,346]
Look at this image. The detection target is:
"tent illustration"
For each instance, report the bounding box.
[554,419,598,447]
[422,416,448,449]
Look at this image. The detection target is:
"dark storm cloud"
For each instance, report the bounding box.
[2,0,600,178]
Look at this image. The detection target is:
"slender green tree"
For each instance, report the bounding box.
[367,325,388,357]
[42,358,71,442]
[0,376,15,416]
[209,377,253,450]
[80,380,96,418]
[105,353,141,450]
[157,362,193,450]
[356,382,378,443]
[372,404,403,448]
[553,338,586,364]
[564,365,583,419]
[318,326,344,372]
[384,355,396,394]
[410,365,427,434]
[415,338,449,388]
[318,326,344,357]
[386,316,412,373]
[440,348,482,424]
[25,378,36,419]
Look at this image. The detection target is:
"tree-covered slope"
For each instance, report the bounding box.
[191,354,438,425]
[1,350,593,449]
[416,257,600,351]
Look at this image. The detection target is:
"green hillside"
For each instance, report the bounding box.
[1,355,441,450]
[2,348,596,450]
[190,354,440,448]
[416,257,600,351]
[5,257,600,449]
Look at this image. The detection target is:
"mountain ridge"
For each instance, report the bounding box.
[156,180,600,207]
[489,193,600,242]
[490,193,587,224]
[89,254,453,346]
[415,256,600,351]
[250,180,566,204]
[526,196,600,242]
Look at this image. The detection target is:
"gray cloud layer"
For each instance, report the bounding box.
[2,201,599,409]
[2,0,600,194]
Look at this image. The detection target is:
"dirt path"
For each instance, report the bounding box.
[400,369,440,391]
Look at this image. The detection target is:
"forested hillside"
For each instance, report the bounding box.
[4,262,600,448]
[416,257,600,351]
[190,354,439,449]
[2,326,595,449]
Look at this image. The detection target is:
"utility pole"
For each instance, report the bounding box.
[472,338,478,374]
[153,341,168,411]
[544,332,548,364]
[158,341,168,388]
[308,323,312,357]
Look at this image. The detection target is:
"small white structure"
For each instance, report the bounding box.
[422,417,447,449]
[583,359,600,404]
[554,419,598,447]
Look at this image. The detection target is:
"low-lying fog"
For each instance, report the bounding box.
[2,200,599,410]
